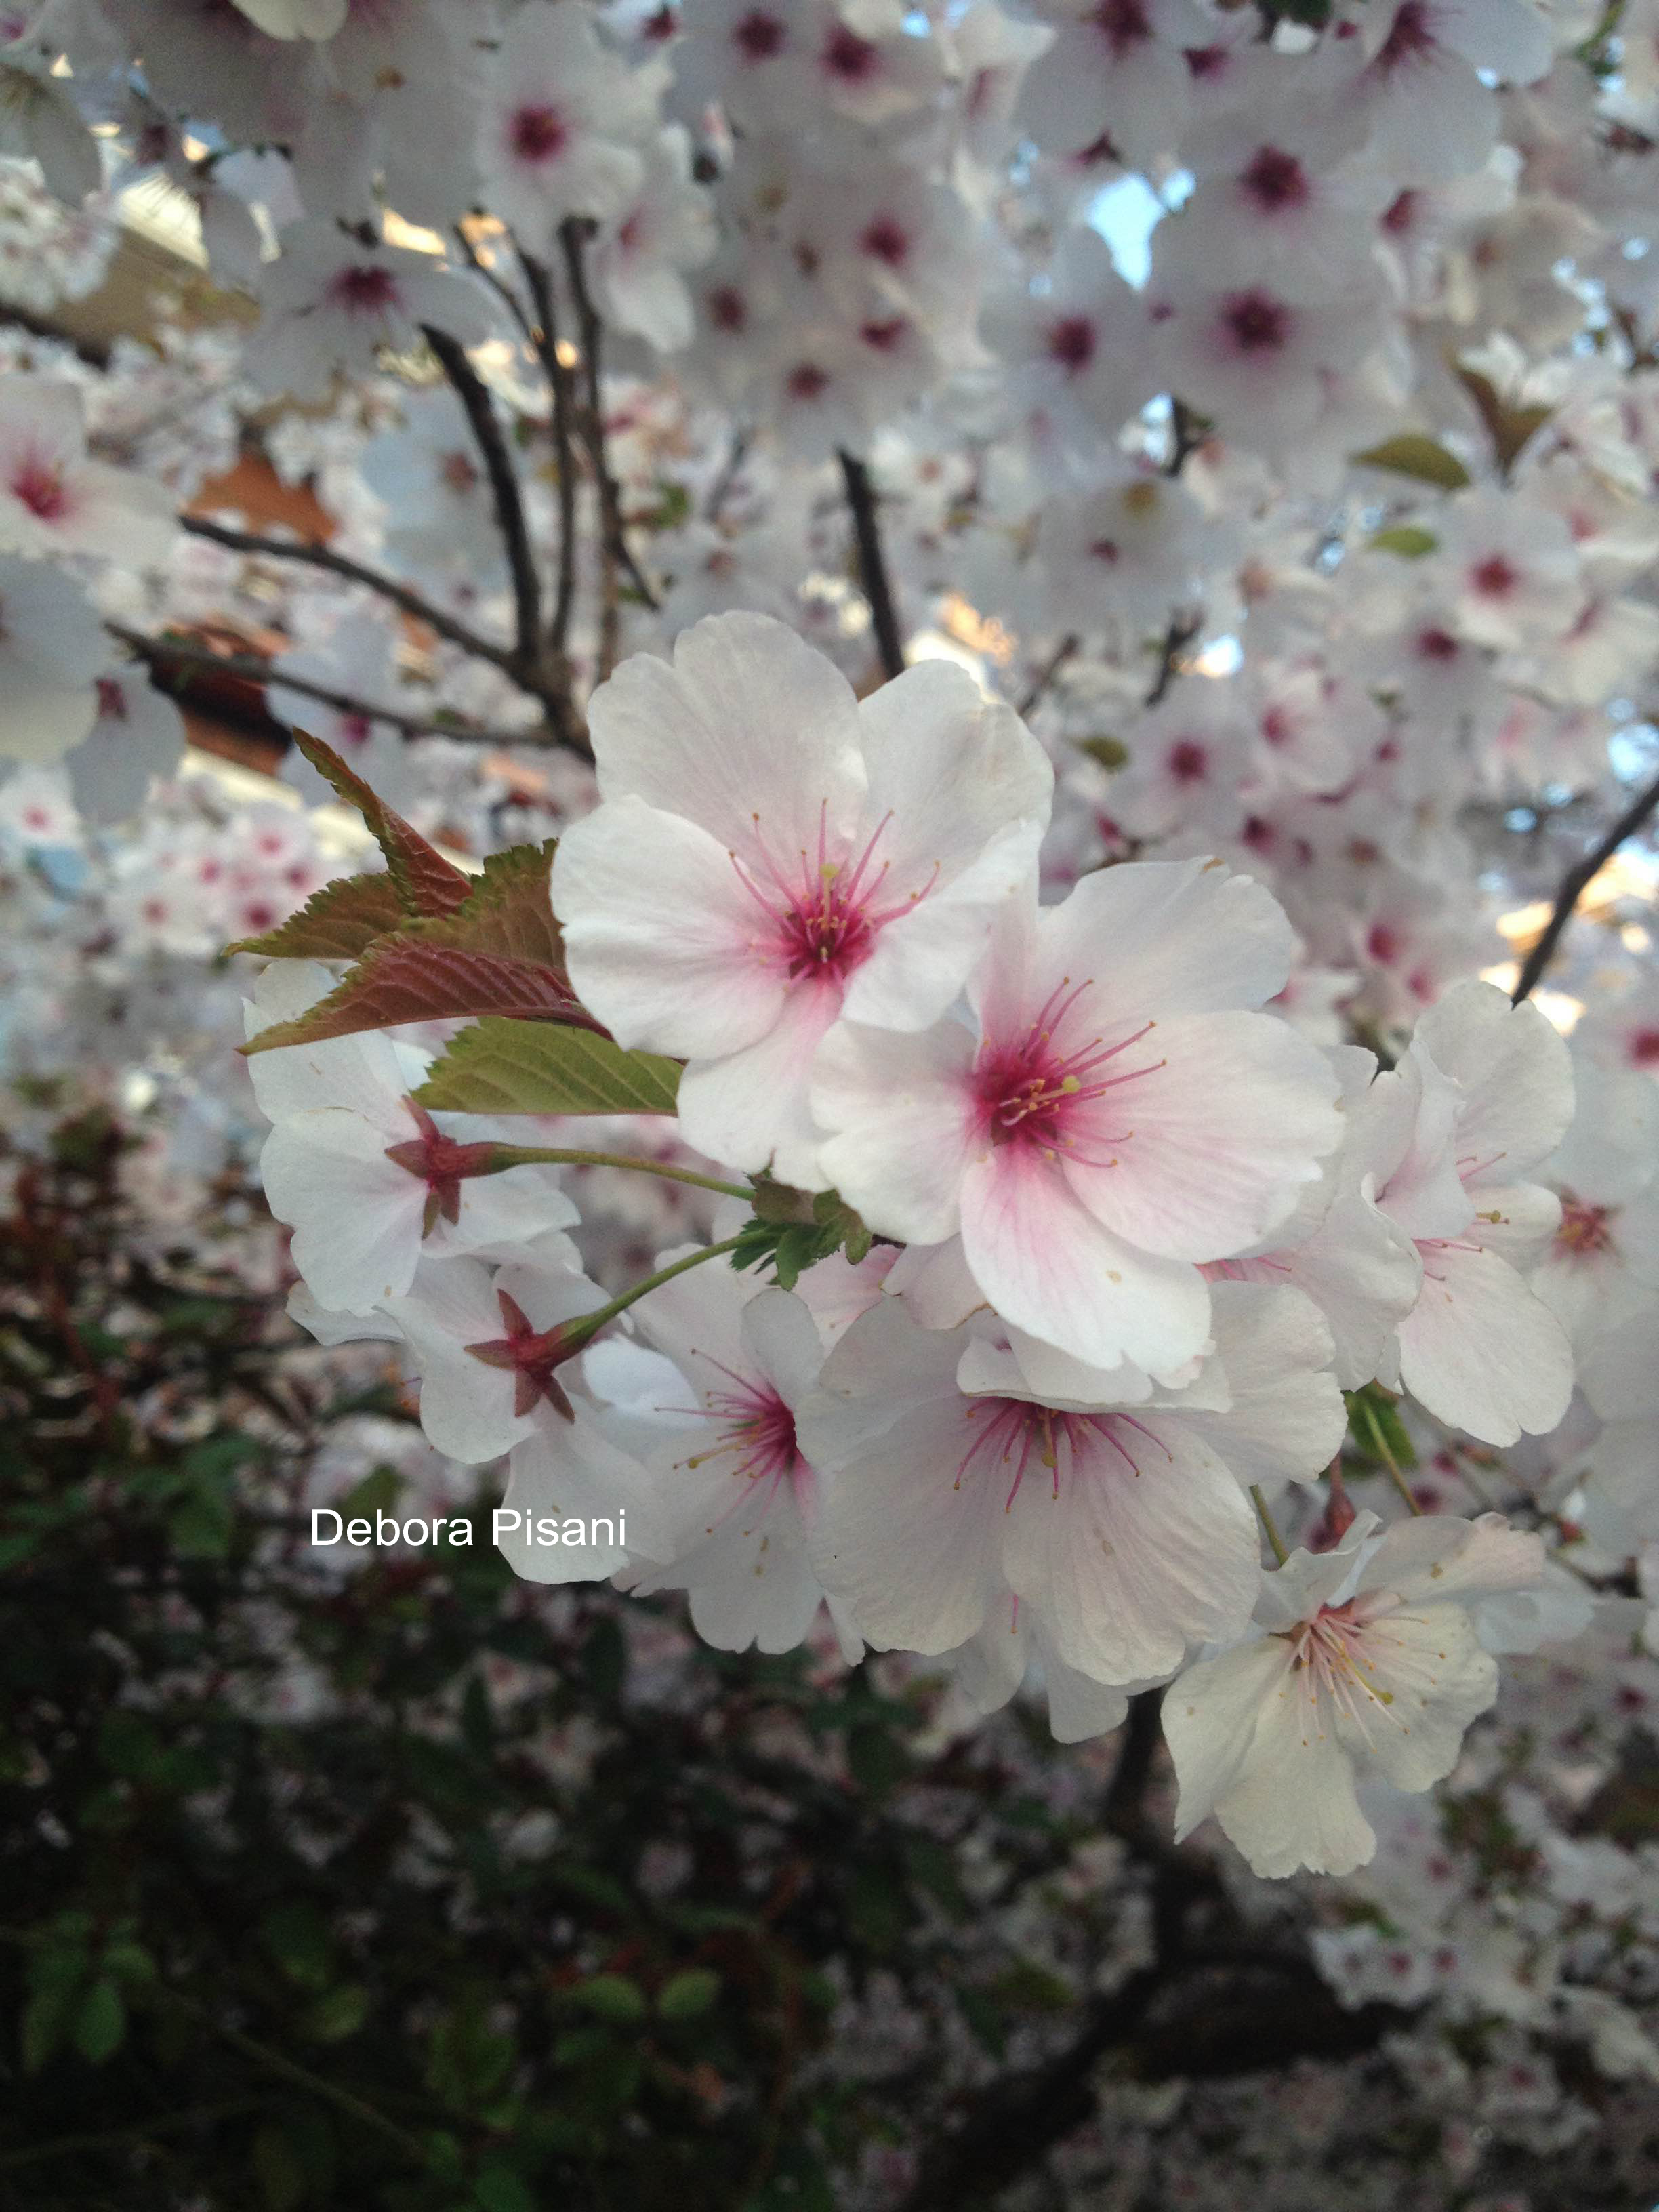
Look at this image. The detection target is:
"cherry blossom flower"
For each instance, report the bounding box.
[478,0,657,241]
[590,126,716,353]
[801,1279,1342,1685]
[244,962,580,1315]
[608,1256,863,1657]
[248,220,496,404]
[1017,0,1211,173]
[552,612,1052,1186]
[815,858,1343,1376]
[0,554,104,765]
[0,377,175,565]
[1356,981,1575,1446]
[65,668,185,826]
[1164,1509,1546,1878]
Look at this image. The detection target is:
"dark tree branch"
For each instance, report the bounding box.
[106,621,527,747]
[1145,614,1199,708]
[518,246,581,661]
[1017,634,1079,718]
[1512,763,1659,1003]
[419,321,542,667]
[453,222,538,353]
[838,448,905,684]
[705,427,752,523]
[179,514,518,676]
[558,219,660,681]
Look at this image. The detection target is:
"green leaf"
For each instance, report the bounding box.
[1456,366,1554,472]
[253,2124,308,2212]
[1368,525,1439,558]
[571,1973,648,2024]
[21,1983,76,2074]
[656,1968,721,2022]
[415,1018,682,1115]
[302,1984,371,2042]
[289,729,472,918]
[73,1978,126,2064]
[474,2168,537,2212]
[1073,735,1127,771]
[227,869,406,960]
[1350,435,1471,490]
[243,939,597,1057]
[1343,1382,1418,1472]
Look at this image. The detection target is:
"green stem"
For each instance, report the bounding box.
[1251,1485,1289,1566]
[575,1236,745,1344]
[1360,1397,1422,1516]
[487,1147,750,1200]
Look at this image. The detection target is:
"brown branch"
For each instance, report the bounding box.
[1145,614,1199,708]
[518,246,581,660]
[838,448,905,683]
[106,621,529,747]
[419,321,542,667]
[558,219,659,681]
[1017,634,1079,718]
[179,514,518,675]
[1512,762,1659,1003]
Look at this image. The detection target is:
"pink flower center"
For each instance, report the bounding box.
[1221,289,1290,354]
[733,9,785,60]
[512,105,568,163]
[732,805,934,987]
[1376,0,1438,73]
[1416,626,1462,663]
[96,676,127,720]
[973,979,1164,1166]
[465,1288,579,1422]
[1047,315,1097,375]
[10,455,69,522]
[1168,739,1207,781]
[441,450,479,493]
[823,23,878,79]
[860,215,909,266]
[954,1397,1169,1511]
[1471,554,1518,598]
[1240,145,1309,213]
[1630,1025,1659,1067]
[329,264,401,314]
[384,1101,501,1236]
[785,361,830,401]
[1382,189,1419,236]
[1089,537,1120,564]
[1087,0,1152,58]
[1555,1197,1614,1257]
[707,284,747,333]
[676,1358,802,1507]
[1284,1598,1400,1736]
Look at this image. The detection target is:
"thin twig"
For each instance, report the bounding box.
[705,427,752,523]
[559,219,659,680]
[1018,634,1079,718]
[1145,614,1198,708]
[179,514,518,675]
[453,221,538,352]
[838,448,905,683]
[106,621,525,746]
[420,321,543,667]
[1511,763,1659,1002]
[518,246,581,660]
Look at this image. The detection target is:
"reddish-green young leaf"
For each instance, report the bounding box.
[414,1018,681,1115]
[226,869,406,960]
[242,941,602,1056]
[292,729,472,918]
[399,840,565,968]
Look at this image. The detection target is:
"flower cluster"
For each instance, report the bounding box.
[234,610,1607,1883]
[1,0,1656,1925]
